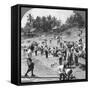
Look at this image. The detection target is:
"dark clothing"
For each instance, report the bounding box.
[30,45,34,52]
[25,59,34,77]
[70,53,73,63]
[67,52,73,68]
[45,50,48,58]
[59,57,63,65]
[75,55,78,66]
[35,50,37,56]
[28,63,34,70]
[74,50,79,66]
[41,48,43,55]
[25,65,34,76]
[62,49,67,60]
[59,73,66,80]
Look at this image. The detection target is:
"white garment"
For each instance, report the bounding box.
[27,49,32,58]
[83,43,85,51]
[57,65,64,74]
[65,68,71,75]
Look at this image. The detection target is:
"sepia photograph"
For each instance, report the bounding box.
[21,7,87,83]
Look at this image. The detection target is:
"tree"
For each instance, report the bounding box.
[33,16,42,29]
[23,14,35,35]
[66,12,85,28]
[24,14,61,33]
[42,16,48,32]
[23,22,31,34]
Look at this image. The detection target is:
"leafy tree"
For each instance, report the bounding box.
[23,14,61,34]
[66,12,85,28]
[33,16,42,29]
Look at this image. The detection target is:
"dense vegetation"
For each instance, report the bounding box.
[21,10,85,36]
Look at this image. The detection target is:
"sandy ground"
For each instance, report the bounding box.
[21,29,86,82]
[21,53,86,82]
[21,42,86,82]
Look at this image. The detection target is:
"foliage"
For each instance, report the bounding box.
[66,12,85,28]
[23,14,61,33]
[22,11,85,36]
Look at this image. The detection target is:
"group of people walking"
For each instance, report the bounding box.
[23,36,85,80]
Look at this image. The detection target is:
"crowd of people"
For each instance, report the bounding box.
[22,35,86,80]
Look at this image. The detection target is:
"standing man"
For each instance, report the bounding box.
[74,48,79,66]
[59,54,63,65]
[34,45,38,56]
[45,46,48,58]
[66,48,72,68]
[40,46,44,55]
[25,58,35,77]
[27,48,32,58]
[30,44,34,52]
[57,64,65,80]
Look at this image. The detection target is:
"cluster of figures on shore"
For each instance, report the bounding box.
[22,36,86,80]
